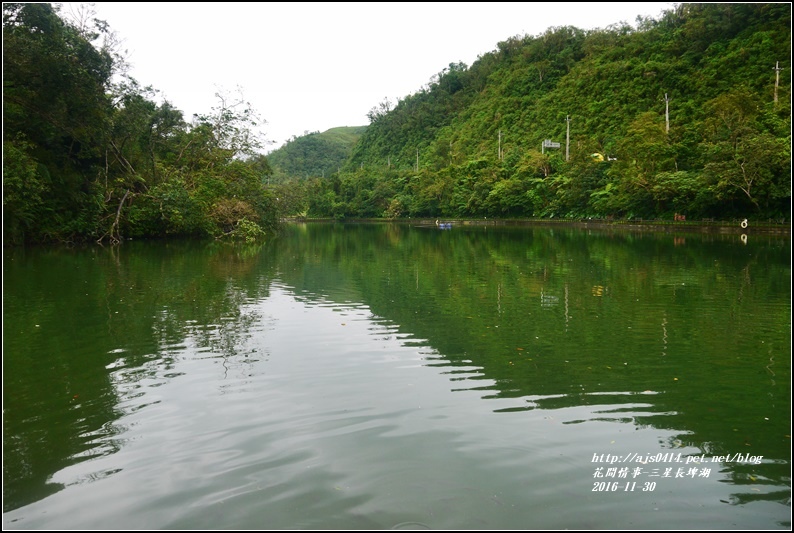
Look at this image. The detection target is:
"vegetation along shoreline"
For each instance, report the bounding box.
[4,3,790,246]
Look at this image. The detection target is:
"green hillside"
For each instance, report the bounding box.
[266,126,367,181]
[2,3,790,245]
[291,3,790,222]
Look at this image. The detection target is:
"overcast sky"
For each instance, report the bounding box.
[59,2,675,153]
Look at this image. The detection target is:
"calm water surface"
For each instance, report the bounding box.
[3,223,791,529]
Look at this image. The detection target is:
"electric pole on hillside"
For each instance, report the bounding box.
[773,61,782,105]
[565,116,571,162]
[664,93,670,134]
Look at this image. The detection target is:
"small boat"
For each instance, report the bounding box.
[435,220,452,229]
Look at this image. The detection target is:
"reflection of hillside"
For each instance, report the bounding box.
[4,225,788,514]
[2,242,276,512]
[270,222,791,496]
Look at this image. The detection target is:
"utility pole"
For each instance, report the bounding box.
[773,61,782,105]
[664,93,670,134]
[387,155,390,169]
[565,115,571,162]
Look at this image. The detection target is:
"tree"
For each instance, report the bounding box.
[3,2,114,242]
[700,88,791,212]
[366,98,393,124]
[608,112,676,215]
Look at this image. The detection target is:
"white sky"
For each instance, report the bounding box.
[59,2,675,153]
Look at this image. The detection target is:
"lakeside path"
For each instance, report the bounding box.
[284,218,791,236]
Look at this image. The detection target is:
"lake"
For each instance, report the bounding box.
[3,222,791,529]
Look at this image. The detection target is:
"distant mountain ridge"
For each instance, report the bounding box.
[267,126,367,181]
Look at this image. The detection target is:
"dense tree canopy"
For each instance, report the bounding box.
[278,3,790,222]
[3,3,280,245]
[3,3,790,245]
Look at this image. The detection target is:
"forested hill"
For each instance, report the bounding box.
[298,3,790,222]
[266,126,367,182]
[2,4,790,246]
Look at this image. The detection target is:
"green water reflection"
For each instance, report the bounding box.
[3,223,790,528]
